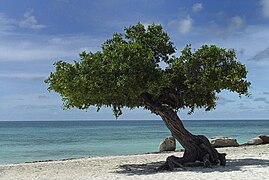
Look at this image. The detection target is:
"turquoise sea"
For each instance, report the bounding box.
[0,120,268,165]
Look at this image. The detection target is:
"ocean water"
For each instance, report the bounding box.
[0,120,268,165]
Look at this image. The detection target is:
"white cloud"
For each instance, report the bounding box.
[178,16,193,34]
[169,16,193,35]
[0,72,46,79]
[19,10,46,29]
[204,16,245,37]
[0,45,72,62]
[0,10,45,33]
[0,34,103,62]
[260,0,269,18]
[229,16,245,31]
[192,3,203,12]
[0,13,15,34]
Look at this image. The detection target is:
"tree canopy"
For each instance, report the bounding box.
[45,23,250,118]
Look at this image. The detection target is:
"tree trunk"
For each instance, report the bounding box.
[141,93,226,171]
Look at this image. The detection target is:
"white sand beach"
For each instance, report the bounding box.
[0,144,268,180]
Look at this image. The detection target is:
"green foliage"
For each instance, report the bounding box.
[45,23,250,118]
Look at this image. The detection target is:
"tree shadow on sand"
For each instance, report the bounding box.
[114,158,269,176]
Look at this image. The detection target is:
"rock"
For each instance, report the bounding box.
[210,136,239,147]
[259,135,269,144]
[247,137,263,145]
[159,136,176,152]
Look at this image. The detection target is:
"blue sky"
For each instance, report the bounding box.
[0,0,269,121]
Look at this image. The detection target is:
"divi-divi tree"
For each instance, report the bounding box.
[45,23,250,170]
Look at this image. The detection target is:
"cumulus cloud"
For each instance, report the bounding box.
[192,3,203,12]
[260,0,269,18]
[1,10,45,33]
[179,17,193,34]
[251,47,269,61]
[203,15,245,38]
[167,16,194,35]
[171,16,193,34]
[229,16,245,31]
[19,10,46,29]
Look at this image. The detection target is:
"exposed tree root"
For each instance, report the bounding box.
[157,135,227,171]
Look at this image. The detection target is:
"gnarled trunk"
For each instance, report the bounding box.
[141,93,226,171]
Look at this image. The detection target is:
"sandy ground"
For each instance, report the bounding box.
[0,144,268,180]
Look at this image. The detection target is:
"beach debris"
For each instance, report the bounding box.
[159,136,176,152]
[210,136,239,147]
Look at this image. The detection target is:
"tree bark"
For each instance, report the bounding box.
[141,93,226,171]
